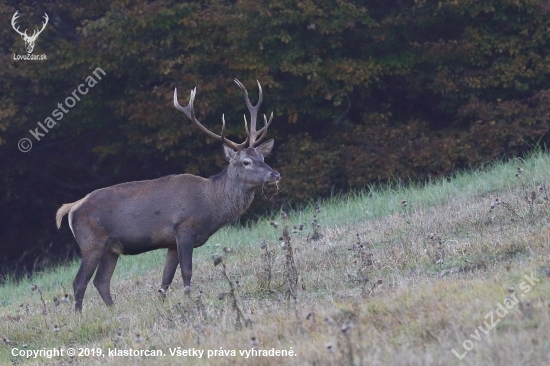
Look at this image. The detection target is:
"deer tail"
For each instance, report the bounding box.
[56,200,83,229]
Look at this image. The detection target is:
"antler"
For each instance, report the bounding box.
[174,87,249,150]
[11,11,48,39]
[11,11,26,37]
[233,79,273,147]
[32,13,49,39]
[174,79,273,150]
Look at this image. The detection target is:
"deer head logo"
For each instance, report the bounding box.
[11,11,49,54]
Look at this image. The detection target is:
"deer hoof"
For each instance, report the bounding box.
[183,286,191,295]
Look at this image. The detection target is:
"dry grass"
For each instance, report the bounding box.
[2,155,550,365]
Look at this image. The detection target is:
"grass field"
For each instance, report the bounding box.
[2,152,550,365]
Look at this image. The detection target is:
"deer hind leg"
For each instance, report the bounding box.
[93,248,119,307]
[160,247,179,298]
[72,219,110,312]
[73,247,106,313]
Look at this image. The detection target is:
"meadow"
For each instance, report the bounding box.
[2,152,550,365]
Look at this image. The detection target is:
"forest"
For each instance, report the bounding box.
[2,0,550,278]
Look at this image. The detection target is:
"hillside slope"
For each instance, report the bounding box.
[2,153,550,365]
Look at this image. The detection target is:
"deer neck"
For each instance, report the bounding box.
[208,167,256,224]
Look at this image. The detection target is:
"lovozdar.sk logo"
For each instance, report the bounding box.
[11,10,48,60]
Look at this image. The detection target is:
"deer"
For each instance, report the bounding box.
[56,79,280,312]
[11,11,49,54]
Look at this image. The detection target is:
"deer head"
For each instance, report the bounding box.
[12,11,49,54]
[174,79,279,188]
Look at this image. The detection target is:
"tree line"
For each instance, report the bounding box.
[2,0,550,277]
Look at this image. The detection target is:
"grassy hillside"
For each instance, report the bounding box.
[2,153,550,365]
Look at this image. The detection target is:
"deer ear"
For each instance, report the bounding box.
[255,139,274,157]
[223,144,238,162]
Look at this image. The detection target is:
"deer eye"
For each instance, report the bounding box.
[243,160,252,167]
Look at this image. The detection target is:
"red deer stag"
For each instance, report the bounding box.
[56,79,280,312]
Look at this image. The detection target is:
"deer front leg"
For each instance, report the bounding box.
[159,248,179,297]
[174,222,212,295]
[175,230,196,295]
[178,242,194,294]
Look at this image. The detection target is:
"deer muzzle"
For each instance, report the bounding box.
[267,170,281,182]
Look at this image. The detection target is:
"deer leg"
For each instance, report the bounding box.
[175,231,196,295]
[178,243,194,294]
[73,249,105,312]
[160,248,179,297]
[175,224,210,295]
[93,249,119,307]
[72,217,110,312]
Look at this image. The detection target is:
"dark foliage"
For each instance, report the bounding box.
[2,0,550,278]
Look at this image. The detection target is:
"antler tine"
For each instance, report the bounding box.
[222,114,249,149]
[174,87,248,150]
[234,79,267,147]
[256,112,274,144]
[243,115,250,137]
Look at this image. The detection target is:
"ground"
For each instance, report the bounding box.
[2,153,550,365]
